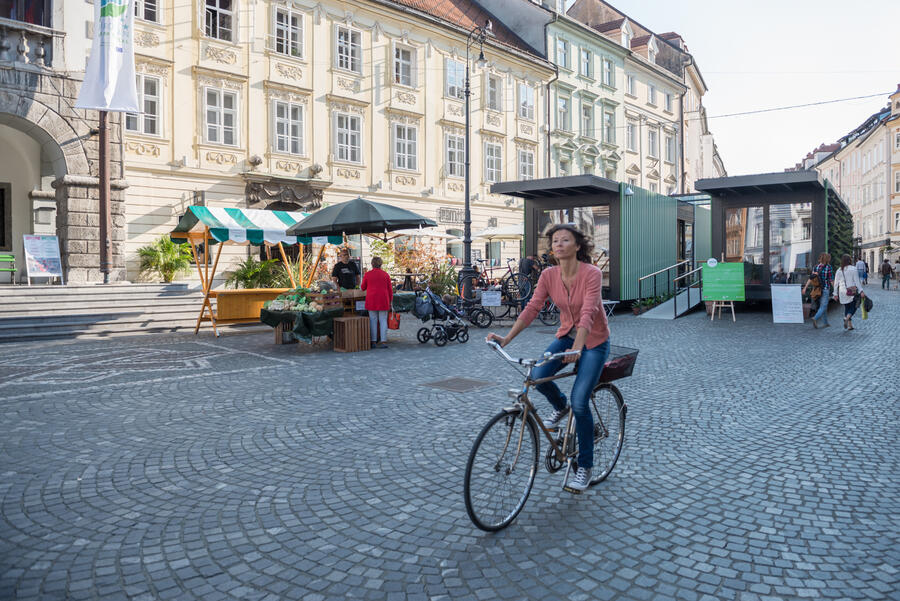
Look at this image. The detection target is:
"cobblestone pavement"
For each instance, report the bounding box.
[1,287,898,601]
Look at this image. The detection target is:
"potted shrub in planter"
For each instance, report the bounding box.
[137,235,193,283]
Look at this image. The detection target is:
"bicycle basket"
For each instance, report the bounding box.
[598,345,638,383]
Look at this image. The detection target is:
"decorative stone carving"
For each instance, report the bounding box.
[198,75,243,91]
[206,152,237,165]
[276,160,302,172]
[135,31,160,48]
[396,91,416,105]
[328,100,365,115]
[447,182,464,192]
[395,175,416,186]
[275,63,303,80]
[336,168,361,179]
[486,113,501,126]
[337,77,359,92]
[137,62,170,77]
[246,181,322,210]
[205,46,237,65]
[447,104,463,117]
[520,123,534,135]
[125,141,160,157]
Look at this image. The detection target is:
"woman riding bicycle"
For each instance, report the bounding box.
[486,223,609,493]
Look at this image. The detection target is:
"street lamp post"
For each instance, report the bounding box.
[460,19,492,299]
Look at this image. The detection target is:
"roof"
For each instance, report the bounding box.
[592,18,625,33]
[170,206,341,246]
[491,174,619,199]
[386,0,538,57]
[630,34,651,48]
[695,171,829,196]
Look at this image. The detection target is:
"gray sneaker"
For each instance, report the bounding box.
[565,467,592,494]
[544,407,569,430]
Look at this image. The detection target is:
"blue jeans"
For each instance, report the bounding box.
[843,297,858,318]
[858,269,866,284]
[813,287,829,325]
[531,336,610,469]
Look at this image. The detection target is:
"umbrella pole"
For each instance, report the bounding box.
[299,243,304,288]
[277,242,296,288]
[307,245,326,288]
[359,231,364,283]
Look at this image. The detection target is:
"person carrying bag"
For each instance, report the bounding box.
[833,254,863,330]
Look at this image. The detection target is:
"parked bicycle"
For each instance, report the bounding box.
[538,299,560,326]
[463,340,637,531]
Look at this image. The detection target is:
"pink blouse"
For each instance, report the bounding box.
[519,262,610,349]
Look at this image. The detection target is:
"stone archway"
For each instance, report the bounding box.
[0,74,126,283]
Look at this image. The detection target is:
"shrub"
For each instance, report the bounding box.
[225,256,281,289]
[137,236,193,283]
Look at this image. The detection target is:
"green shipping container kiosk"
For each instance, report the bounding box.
[491,175,711,302]
[695,171,852,301]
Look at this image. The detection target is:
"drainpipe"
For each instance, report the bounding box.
[680,55,693,194]
[544,11,559,176]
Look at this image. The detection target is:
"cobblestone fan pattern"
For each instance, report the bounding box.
[1,288,898,601]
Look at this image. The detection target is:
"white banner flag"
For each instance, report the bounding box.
[75,0,139,112]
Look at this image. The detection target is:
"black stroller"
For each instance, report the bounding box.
[414,288,469,346]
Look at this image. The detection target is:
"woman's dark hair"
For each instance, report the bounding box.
[545,223,594,263]
[840,254,852,269]
[371,256,383,269]
[817,252,831,265]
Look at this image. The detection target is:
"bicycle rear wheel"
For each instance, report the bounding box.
[464,408,539,531]
[538,302,560,326]
[587,383,625,485]
[502,273,532,303]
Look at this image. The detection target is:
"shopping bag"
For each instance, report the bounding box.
[387,311,401,330]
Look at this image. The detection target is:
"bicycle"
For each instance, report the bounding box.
[463,340,636,531]
[538,299,560,326]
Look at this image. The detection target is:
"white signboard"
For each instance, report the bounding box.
[355,300,366,311]
[312,236,329,245]
[771,284,804,324]
[481,291,502,307]
[23,235,64,284]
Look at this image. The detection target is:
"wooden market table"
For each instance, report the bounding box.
[201,288,289,335]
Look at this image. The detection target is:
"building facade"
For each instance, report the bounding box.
[811,86,900,268]
[121,0,553,280]
[0,2,128,283]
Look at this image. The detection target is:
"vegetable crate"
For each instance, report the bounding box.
[308,292,342,311]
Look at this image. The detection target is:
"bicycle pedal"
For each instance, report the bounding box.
[562,484,583,495]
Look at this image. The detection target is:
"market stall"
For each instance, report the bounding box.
[170,206,340,336]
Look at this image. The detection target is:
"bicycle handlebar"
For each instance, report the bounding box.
[486,340,580,367]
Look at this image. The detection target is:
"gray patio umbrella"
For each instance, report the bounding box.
[286,196,436,238]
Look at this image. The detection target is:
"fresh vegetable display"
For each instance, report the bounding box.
[264,284,338,313]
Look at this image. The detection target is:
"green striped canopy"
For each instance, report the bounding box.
[170,206,342,246]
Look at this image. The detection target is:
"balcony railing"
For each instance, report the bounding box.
[0,17,65,69]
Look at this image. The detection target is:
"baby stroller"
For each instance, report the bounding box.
[413,288,469,346]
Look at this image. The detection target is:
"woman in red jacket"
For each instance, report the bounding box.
[360,256,393,348]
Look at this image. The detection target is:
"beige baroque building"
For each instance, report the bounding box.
[124,0,553,281]
[813,86,900,267]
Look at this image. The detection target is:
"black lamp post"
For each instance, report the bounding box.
[460,19,492,299]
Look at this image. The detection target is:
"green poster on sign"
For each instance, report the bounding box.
[702,261,745,301]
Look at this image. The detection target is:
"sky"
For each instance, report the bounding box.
[579,0,900,175]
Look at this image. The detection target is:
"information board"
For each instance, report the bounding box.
[701,261,744,301]
[770,284,804,324]
[23,235,64,283]
[481,291,502,307]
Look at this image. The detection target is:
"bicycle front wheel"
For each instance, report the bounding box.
[464,409,539,531]
[538,302,560,326]
[588,383,626,485]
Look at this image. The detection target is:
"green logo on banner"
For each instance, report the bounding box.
[702,262,745,301]
[100,0,128,17]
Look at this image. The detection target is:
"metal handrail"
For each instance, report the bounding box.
[638,260,690,282]
[672,266,703,318]
[637,260,691,306]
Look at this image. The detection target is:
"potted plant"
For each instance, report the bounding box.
[225,256,281,289]
[137,235,193,283]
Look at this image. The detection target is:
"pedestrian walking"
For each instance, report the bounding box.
[880,258,893,290]
[835,254,863,330]
[895,258,900,290]
[360,256,393,349]
[809,253,833,328]
[855,257,867,286]
[802,271,823,328]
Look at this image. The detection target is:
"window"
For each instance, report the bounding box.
[204,88,237,145]
[665,135,675,162]
[3,0,49,25]
[621,28,632,48]
[393,124,417,171]
[649,182,658,193]
[626,121,637,152]
[581,104,593,138]
[518,150,534,181]
[602,59,613,87]
[487,75,502,111]
[273,101,303,155]
[445,134,464,178]
[648,129,659,157]
[335,113,361,163]
[135,0,158,22]
[895,171,900,193]
[445,59,464,100]
[274,7,302,57]
[648,84,657,106]
[393,45,414,87]
[518,83,535,120]
[559,160,570,177]
[205,0,233,42]
[583,163,593,175]
[603,112,614,144]
[667,186,676,195]
[580,49,591,78]
[556,39,569,69]
[557,96,570,131]
[126,74,161,136]
[895,212,900,233]
[336,26,361,73]
[628,177,636,187]
[485,143,502,183]
[626,74,635,96]
[895,131,900,149]
[664,92,673,112]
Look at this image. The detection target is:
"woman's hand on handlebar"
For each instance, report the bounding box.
[561,350,581,364]
[485,332,507,347]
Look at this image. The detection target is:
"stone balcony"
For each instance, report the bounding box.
[0,17,65,70]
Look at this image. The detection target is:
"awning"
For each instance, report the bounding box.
[476,223,524,240]
[170,206,342,245]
